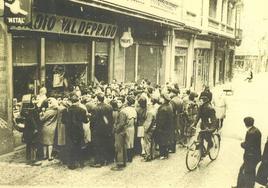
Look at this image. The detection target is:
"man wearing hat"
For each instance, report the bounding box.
[155,93,174,159]
[232,117,262,188]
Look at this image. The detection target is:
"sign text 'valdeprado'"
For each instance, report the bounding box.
[12,12,118,39]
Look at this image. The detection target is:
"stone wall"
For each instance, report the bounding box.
[0,19,14,154]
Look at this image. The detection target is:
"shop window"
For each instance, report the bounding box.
[174,47,187,87]
[45,64,87,95]
[95,41,109,83]
[13,66,38,101]
[12,38,39,101]
[138,45,162,84]
[45,39,89,94]
[209,0,217,18]
[46,40,88,64]
[194,49,210,89]
[13,38,38,66]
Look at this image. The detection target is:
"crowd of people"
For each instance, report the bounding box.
[13,79,227,171]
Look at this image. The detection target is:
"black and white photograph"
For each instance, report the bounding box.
[0,0,267,187]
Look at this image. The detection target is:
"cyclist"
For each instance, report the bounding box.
[192,95,218,155]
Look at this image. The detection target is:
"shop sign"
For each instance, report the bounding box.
[11,12,118,39]
[120,30,134,48]
[175,38,189,48]
[4,0,32,26]
[195,40,211,49]
[89,0,182,23]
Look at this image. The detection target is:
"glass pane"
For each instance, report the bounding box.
[13,38,38,65]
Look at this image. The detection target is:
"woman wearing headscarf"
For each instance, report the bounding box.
[39,97,59,161]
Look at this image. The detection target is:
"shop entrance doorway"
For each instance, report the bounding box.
[94,41,109,83]
[95,55,108,83]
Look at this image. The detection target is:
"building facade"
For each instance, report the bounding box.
[0,0,243,154]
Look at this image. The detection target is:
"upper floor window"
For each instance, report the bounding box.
[209,0,217,18]
[221,0,226,22]
[227,1,234,25]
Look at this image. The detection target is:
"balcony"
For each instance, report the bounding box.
[235,28,243,39]
[235,28,243,46]
[207,17,235,38]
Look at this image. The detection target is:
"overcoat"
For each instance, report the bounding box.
[91,102,113,137]
[62,104,88,145]
[117,106,137,149]
[256,140,268,185]
[40,107,58,145]
[155,103,174,146]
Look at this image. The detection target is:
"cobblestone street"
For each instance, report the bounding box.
[1,72,267,187]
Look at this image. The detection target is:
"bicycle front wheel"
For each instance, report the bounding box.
[209,134,221,160]
[186,142,201,171]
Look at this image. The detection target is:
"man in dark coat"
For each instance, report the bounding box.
[169,89,183,153]
[155,93,174,159]
[256,136,268,186]
[90,92,114,167]
[232,117,262,188]
[62,93,89,170]
[193,95,217,153]
[20,96,41,166]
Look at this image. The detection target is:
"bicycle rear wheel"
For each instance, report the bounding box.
[186,142,201,171]
[209,134,220,160]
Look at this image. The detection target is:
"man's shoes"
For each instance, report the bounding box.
[30,160,42,166]
[79,162,85,169]
[68,165,77,170]
[90,163,102,168]
[111,166,124,171]
[160,156,168,160]
[48,157,54,161]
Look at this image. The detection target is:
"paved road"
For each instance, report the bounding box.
[0,72,267,187]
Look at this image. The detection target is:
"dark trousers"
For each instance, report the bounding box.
[69,142,83,167]
[159,145,169,158]
[26,142,37,162]
[127,149,134,162]
[236,161,257,188]
[199,131,213,150]
[169,140,176,153]
[256,162,268,186]
[93,136,113,165]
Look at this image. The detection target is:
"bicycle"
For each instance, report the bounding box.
[185,126,221,171]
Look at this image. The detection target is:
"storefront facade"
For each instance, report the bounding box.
[124,22,165,85]
[193,39,212,91]
[214,40,235,85]
[11,5,118,98]
[173,34,190,88]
